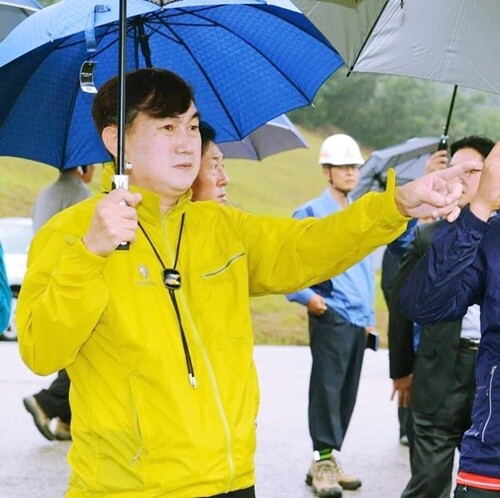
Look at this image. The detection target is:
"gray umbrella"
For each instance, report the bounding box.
[295,0,500,95]
[351,137,440,200]
[218,114,308,161]
[0,0,41,41]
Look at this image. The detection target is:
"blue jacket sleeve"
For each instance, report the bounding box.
[400,207,487,326]
[0,244,12,333]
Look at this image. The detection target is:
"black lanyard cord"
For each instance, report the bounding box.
[137,214,196,388]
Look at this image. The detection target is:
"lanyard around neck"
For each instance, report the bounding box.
[138,213,196,389]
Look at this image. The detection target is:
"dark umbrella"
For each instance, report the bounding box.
[351,136,440,200]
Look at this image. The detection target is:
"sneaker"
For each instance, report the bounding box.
[306,460,343,497]
[22,396,55,441]
[54,419,72,441]
[330,455,362,490]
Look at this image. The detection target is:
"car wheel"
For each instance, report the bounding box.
[1,288,18,342]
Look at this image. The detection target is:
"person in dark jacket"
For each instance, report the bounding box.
[401,139,500,497]
[380,218,417,447]
[391,136,494,498]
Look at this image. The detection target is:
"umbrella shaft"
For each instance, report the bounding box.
[117,0,127,176]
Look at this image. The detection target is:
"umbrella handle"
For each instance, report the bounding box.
[113,174,130,251]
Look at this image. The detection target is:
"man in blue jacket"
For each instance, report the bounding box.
[401,140,500,496]
[287,134,373,498]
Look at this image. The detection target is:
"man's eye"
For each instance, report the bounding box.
[164,125,173,132]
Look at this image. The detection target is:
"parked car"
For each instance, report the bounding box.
[0,217,33,341]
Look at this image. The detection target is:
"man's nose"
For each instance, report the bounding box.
[175,130,195,153]
[217,168,229,185]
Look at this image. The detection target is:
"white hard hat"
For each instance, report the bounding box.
[318,134,364,166]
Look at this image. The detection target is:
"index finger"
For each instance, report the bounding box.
[435,160,482,180]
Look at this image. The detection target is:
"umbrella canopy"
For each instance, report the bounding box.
[351,136,440,200]
[218,114,308,160]
[295,0,500,95]
[0,0,40,41]
[0,0,342,170]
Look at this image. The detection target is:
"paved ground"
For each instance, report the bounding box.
[0,342,423,497]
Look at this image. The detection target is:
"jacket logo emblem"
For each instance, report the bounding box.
[138,265,149,279]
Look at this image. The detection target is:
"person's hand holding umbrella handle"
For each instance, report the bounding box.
[113,173,131,250]
[82,189,142,258]
[425,150,448,174]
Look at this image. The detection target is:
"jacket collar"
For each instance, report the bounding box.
[133,185,192,225]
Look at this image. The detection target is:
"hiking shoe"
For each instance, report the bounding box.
[306,460,343,497]
[22,396,55,441]
[54,419,71,441]
[331,455,362,490]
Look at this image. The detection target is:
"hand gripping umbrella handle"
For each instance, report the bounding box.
[113,173,130,251]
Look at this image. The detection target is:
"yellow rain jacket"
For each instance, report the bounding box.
[17,171,408,497]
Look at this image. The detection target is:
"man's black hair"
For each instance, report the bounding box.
[200,121,217,155]
[451,135,495,159]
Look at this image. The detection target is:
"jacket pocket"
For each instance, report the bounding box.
[194,244,251,344]
[129,377,152,456]
[200,251,245,279]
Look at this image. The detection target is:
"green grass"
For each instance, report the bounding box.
[0,128,391,347]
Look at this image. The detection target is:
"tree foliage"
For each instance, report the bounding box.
[291,68,500,149]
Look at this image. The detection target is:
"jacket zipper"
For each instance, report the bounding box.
[163,217,236,491]
[178,289,236,492]
[481,365,497,442]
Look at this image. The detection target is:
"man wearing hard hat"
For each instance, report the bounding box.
[287,134,373,498]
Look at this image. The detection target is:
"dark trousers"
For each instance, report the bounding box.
[401,347,476,498]
[308,308,366,451]
[206,486,255,497]
[455,486,500,497]
[399,406,408,439]
[34,369,71,423]
[405,407,416,460]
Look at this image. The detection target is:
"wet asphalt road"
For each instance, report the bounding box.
[0,343,431,497]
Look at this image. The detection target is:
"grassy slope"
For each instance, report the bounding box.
[0,129,390,346]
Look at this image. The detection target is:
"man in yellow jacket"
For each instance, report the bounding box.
[17,68,476,498]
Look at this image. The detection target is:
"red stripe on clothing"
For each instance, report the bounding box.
[457,471,500,490]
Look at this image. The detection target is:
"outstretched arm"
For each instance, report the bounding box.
[394,161,479,222]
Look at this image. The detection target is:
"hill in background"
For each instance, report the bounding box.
[0,127,391,346]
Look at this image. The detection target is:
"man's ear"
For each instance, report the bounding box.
[322,166,334,186]
[102,125,118,158]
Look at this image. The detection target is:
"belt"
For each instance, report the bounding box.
[459,338,480,351]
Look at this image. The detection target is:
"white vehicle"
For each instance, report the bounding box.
[0,217,33,341]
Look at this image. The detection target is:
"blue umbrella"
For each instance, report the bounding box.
[0,0,342,170]
[0,0,41,41]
